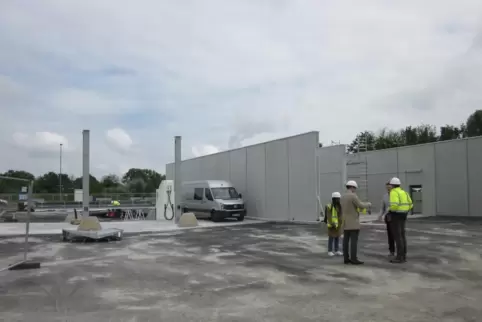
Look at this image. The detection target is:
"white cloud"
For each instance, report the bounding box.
[0,0,481,178]
[192,145,221,157]
[11,131,69,156]
[105,128,133,153]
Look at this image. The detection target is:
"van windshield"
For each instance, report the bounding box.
[211,187,240,200]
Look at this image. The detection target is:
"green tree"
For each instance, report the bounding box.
[400,124,437,145]
[35,172,61,193]
[466,109,482,137]
[100,174,126,193]
[100,174,121,188]
[73,175,102,194]
[347,131,376,153]
[122,168,165,193]
[374,128,402,150]
[439,124,466,141]
[0,170,35,193]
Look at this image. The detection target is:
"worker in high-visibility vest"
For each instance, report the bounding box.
[379,181,395,258]
[387,177,413,263]
[325,192,343,257]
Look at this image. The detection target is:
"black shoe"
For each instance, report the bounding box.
[390,257,404,263]
[351,259,364,265]
[344,259,352,265]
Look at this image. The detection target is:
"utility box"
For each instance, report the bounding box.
[74,190,93,203]
[74,189,83,203]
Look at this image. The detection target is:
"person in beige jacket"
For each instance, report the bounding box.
[340,180,371,265]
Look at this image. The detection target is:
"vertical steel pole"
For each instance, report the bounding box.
[59,143,63,204]
[23,180,33,261]
[82,130,90,218]
[174,136,182,224]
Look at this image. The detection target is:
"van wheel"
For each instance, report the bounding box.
[211,210,220,222]
[237,215,245,222]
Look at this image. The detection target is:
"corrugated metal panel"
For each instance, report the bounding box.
[265,139,289,220]
[288,132,319,221]
[435,140,468,216]
[246,144,266,219]
[467,137,482,217]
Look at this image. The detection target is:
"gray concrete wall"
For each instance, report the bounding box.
[434,140,467,216]
[467,137,482,217]
[345,136,482,217]
[317,145,346,207]
[166,132,320,221]
[346,145,435,215]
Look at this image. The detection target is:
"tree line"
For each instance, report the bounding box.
[348,109,482,153]
[0,168,166,194]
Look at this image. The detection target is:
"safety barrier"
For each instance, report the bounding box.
[121,209,146,221]
[0,175,40,271]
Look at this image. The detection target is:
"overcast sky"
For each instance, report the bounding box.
[1,0,481,178]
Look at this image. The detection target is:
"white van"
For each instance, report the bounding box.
[181,180,246,222]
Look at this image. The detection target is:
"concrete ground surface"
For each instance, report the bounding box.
[0,218,258,236]
[0,218,481,322]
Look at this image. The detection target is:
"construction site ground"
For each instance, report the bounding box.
[0,217,481,322]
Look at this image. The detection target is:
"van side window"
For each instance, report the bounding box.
[194,188,203,201]
[205,189,214,201]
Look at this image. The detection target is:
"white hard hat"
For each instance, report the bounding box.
[331,192,341,198]
[389,177,401,185]
[346,180,358,188]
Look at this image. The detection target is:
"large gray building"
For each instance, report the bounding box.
[166,132,482,221]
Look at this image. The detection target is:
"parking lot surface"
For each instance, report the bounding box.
[1,218,481,321]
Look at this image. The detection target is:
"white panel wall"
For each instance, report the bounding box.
[246,144,266,218]
[435,140,469,216]
[317,145,346,207]
[229,148,247,195]
[265,139,289,220]
[288,133,319,221]
[468,137,482,217]
[182,159,201,181]
[166,163,174,180]
[165,132,319,221]
[397,144,436,217]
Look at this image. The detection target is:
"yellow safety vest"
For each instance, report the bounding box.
[389,187,413,213]
[326,204,339,228]
[358,207,367,214]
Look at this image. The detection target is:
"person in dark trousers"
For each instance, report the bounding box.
[325,192,343,256]
[378,182,395,258]
[387,177,413,263]
[340,180,372,265]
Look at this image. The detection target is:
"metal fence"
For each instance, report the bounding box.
[0,192,156,205]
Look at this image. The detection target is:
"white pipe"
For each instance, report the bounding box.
[82,130,90,218]
[174,136,182,224]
